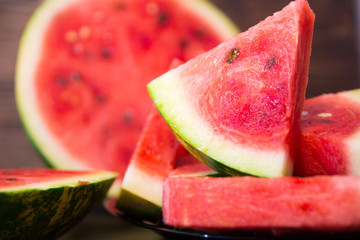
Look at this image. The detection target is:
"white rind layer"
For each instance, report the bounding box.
[121,164,164,207]
[341,89,360,175]
[148,70,292,177]
[16,0,89,171]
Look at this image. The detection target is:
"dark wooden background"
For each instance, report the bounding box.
[0,0,359,239]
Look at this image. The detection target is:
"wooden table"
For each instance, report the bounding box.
[0,0,359,239]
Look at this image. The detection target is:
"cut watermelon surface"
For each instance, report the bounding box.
[15,0,238,196]
[0,169,116,240]
[295,89,360,176]
[163,175,360,231]
[148,0,315,177]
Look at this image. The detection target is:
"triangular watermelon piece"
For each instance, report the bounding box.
[148,0,315,177]
[295,89,360,176]
[116,106,178,219]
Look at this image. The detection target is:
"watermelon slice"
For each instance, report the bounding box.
[295,89,360,176]
[148,0,315,177]
[116,106,217,219]
[15,0,238,196]
[0,169,116,240]
[116,106,178,219]
[163,175,360,231]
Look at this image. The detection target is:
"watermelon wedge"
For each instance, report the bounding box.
[295,89,360,176]
[0,169,117,240]
[148,0,315,177]
[163,175,360,231]
[116,106,178,219]
[15,0,238,196]
[116,106,216,219]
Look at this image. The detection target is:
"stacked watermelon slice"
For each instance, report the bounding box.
[13,0,360,237]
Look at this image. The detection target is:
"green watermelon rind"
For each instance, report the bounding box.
[15,0,239,198]
[0,170,117,240]
[148,69,292,178]
[175,132,248,177]
[116,158,223,220]
[116,189,162,221]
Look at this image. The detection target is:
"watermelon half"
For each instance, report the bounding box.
[148,0,315,177]
[295,89,360,176]
[15,0,238,196]
[0,169,117,240]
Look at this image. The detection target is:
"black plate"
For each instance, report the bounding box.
[104,198,360,240]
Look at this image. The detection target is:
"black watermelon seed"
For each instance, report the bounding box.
[70,71,81,82]
[319,119,332,124]
[6,178,18,181]
[194,29,206,39]
[157,11,169,26]
[179,39,189,49]
[264,55,276,70]
[122,110,134,124]
[101,47,113,59]
[226,48,240,64]
[57,76,67,86]
[95,94,106,103]
[114,2,126,10]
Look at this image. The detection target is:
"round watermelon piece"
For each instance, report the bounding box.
[148,0,315,177]
[0,169,117,240]
[15,0,238,195]
[295,89,360,176]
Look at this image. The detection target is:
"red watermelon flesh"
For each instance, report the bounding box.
[27,0,236,181]
[294,90,360,176]
[163,175,360,231]
[0,169,114,189]
[148,0,315,177]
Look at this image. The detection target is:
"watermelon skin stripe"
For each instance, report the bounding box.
[0,174,115,240]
